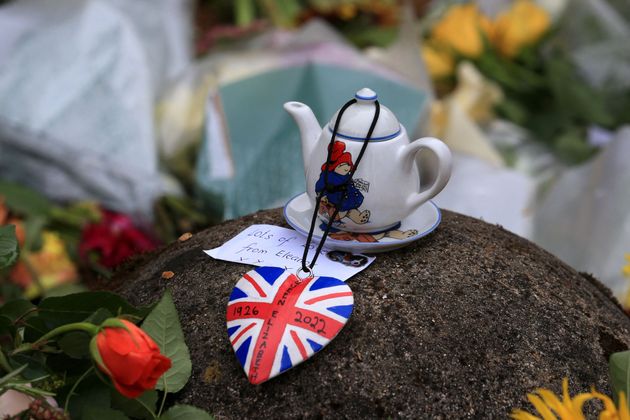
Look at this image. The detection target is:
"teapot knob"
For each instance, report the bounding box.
[354,88,377,103]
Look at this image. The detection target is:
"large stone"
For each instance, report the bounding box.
[113,209,630,418]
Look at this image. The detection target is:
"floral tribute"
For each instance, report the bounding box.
[0,181,165,300]
[93,319,172,398]
[511,378,629,420]
[422,0,628,166]
[80,210,159,269]
[513,348,630,419]
[0,224,209,418]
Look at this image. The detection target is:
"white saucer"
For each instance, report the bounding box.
[283,192,442,254]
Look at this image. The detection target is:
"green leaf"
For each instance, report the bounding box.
[344,27,398,49]
[141,290,191,393]
[0,299,36,322]
[496,99,529,126]
[259,0,300,28]
[546,57,613,126]
[0,364,28,386]
[475,52,544,93]
[0,314,16,339]
[111,390,158,420]
[49,202,100,229]
[554,128,597,165]
[22,316,50,343]
[23,216,46,252]
[82,407,129,420]
[0,284,24,303]
[84,308,114,325]
[0,225,19,270]
[0,181,52,219]
[234,0,256,26]
[160,405,213,420]
[58,331,91,358]
[610,351,630,404]
[65,374,111,419]
[10,352,49,380]
[35,292,149,330]
[43,283,89,298]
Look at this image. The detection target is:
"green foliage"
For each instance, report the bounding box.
[160,405,214,420]
[234,0,256,26]
[609,350,630,405]
[142,290,192,393]
[0,182,100,273]
[33,292,149,331]
[43,283,89,298]
[0,364,54,399]
[0,364,28,387]
[475,40,624,165]
[58,332,92,359]
[344,26,397,48]
[258,0,301,28]
[0,280,206,418]
[0,224,19,270]
[82,407,130,420]
[0,314,16,343]
[0,299,36,322]
[24,216,46,252]
[64,374,112,418]
[553,128,597,165]
[0,181,52,219]
[111,390,158,420]
[10,352,49,380]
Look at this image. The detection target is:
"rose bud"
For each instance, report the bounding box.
[90,319,171,398]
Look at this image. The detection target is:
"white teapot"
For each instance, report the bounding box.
[284,88,452,234]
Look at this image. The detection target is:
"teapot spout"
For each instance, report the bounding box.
[284,101,321,173]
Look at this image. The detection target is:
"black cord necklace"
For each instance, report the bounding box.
[299,99,381,277]
[226,96,381,385]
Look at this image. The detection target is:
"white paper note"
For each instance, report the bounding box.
[205,224,374,281]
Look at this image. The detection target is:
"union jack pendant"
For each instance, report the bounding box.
[226,266,354,384]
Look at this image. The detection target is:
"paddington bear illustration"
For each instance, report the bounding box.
[315,141,370,225]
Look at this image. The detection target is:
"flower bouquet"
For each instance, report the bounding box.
[0,224,207,418]
[422,0,630,166]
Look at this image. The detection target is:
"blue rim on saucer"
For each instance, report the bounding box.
[282,192,442,253]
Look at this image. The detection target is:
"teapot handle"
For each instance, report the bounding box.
[400,137,452,212]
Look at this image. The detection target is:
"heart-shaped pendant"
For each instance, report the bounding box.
[226,266,354,384]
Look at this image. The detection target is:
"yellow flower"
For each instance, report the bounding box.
[511,378,629,420]
[623,254,630,277]
[511,378,591,419]
[421,43,455,79]
[622,254,630,310]
[429,4,492,58]
[490,0,550,57]
[591,389,630,420]
[19,232,78,299]
[336,3,358,21]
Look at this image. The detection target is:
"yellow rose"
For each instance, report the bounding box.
[421,43,455,79]
[430,4,492,58]
[491,0,550,57]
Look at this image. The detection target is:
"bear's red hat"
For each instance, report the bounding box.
[322,141,353,171]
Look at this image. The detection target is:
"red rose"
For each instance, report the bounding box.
[80,210,158,268]
[93,320,171,398]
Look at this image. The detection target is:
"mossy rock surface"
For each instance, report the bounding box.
[114,209,630,419]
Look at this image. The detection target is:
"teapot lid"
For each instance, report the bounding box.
[327,88,401,141]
